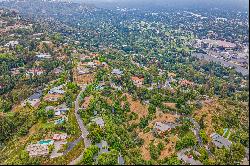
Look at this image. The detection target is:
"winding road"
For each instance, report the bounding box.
[188,117,203,147]
[68,85,91,165]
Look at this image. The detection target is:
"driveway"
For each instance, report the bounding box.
[50,141,67,159]
[177,148,203,165]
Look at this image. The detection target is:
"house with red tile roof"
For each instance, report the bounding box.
[131,76,144,87]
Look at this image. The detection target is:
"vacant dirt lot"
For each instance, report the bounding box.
[124,93,148,124]
[163,102,177,109]
[73,68,94,85]
[81,96,92,109]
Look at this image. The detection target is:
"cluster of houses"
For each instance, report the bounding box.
[194,39,236,51]
[27,84,69,126]
[193,38,249,72]
[0,18,32,34]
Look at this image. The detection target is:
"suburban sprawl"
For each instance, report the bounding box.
[0,0,249,165]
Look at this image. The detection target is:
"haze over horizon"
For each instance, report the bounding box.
[74,0,249,10]
[0,0,248,10]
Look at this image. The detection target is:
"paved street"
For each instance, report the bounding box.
[69,85,91,165]
[188,117,203,147]
[74,85,91,148]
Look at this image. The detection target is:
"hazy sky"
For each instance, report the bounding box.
[0,0,248,10]
[76,0,249,10]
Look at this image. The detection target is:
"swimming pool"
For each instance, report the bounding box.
[39,139,54,145]
[54,118,65,125]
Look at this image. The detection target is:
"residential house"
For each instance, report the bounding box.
[95,140,125,165]
[210,133,232,149]
[45,106,55,111]
[90,53,99,58]
[80,55,91,61]
[0,83,4,90]
[4,40,19,47]
[41,41,53,45]
[53,133,67,141]
[93,60,102,67]
[158,69,165,76]
[48,85,65,95]
[92,117,105,128]
[10,67,24,75]
[179,79,194,87]
[45,103,69,116]
[96,140,109,154]
[153,122,179,135]
[177,148,203,165]
[26,68,44,77]
[21,91,42,107]
[87,62,95,68]
[111,69,123,75]
[77,67,91,75]
[36,53,52,59]
[110,82,122,90]
[101,62,108,68]
[131,76,144,87]
[26,144,49,157]
[54,103,69,115]
[53,67,63,75]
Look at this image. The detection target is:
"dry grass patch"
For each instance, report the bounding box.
[163,102,176,109]
[193,100,222,136]
[43,94,64,102]
[124,93,148,124]
[81,96,92,109]
[138,131,154,160]
[73,68,94,85]
[158,135,178,160]
[148,110,179,128]
[138,130,178,160]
